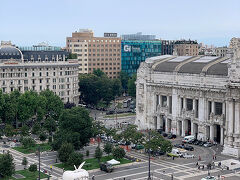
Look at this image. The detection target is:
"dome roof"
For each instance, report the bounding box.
[0,46,23,60]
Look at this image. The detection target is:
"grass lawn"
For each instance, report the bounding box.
[1,169,49,180]
[54,155,132,171]
[13,143,52,154]
[104,113,136,118]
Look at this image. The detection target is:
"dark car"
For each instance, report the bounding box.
[100,163,113,173]
[106,110,115,115]
[174,144,185,149]
[157,128,163,134]
[199,141,207,146]
[188,139,197,144]
[193,140,200,145]
[162,132,168,137]
[168,133,177,139]
[184,145,194,151]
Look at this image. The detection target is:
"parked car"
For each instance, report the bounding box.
[100,163,113,173]
[203,142,213,147]
[157,128,163,134]
[199,141,207,146]
[167,133,177,139]
[135,144,144,150]
[162,132,168,137]
[182,153,194,158]
[184,145,194,151]
[188,139,197,144]
[174,144,185,149]
[201,176,216,180]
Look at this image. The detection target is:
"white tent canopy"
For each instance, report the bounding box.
[107,159,120,165]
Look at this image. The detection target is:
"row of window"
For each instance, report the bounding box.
[68,39,120,43]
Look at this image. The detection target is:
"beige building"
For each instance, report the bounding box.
[0,42,79,104]
[215,47,229,57]
[66,29,121,78]
[174,40,198,56]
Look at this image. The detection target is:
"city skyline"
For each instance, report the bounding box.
[1,0,240,47]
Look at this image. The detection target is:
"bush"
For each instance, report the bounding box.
[0,152,15,177]
[29,164,37,172]
[104,143,113,156]
[39,132,47,142]
[94,147,103,163]
[86,150,89,156]
[113,147,125,160]
[48,136,52,143]
[67,152,83,167]
[21,137,35,148]
[57,143,74,163]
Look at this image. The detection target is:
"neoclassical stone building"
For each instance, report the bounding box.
[136,44,240,157]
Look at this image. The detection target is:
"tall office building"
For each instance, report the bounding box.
[174,40,199,56]
[66,29,121,78]
[121,40,161,75]
[161,40,174,55]
[121,32,156,41]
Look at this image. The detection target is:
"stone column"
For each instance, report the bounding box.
[177,121,181,136]
[234,101,240,135]
[182,120,185,136]
[157,115,160,130]
[191,122,194,136]
[193,99,196,118]
[159,95,162,107]
[165,118,169,133]
[220,127,224,145]
[222,102,226,116]
[183,97,187,110]
[212,101,215,115]
[210,125,214,141]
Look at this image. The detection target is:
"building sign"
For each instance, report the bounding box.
[124,45,131,52]
[104,33,117,37]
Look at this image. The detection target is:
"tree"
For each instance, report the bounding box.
[113,147,125,160]
[121,125,144,145]
[54,107,93,150]
[22,157,28,169]
[112,78,122,97]
[4,124,15,137]
[119,71,129,92]
[20,125,30,137]
[21,137,35,149]
[94,147,103,163]
[67,152,83,167]
[39,132,47,142]
[104,143,113,156]
[31,123,41,135]
[0,152,15,177]
[86,150,89,157]
[57,143,74,163]
[29,164,37,172]
[127,74,137,97]
[93,69,106,77]
[44,117,56,135]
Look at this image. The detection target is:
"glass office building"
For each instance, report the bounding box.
[121,40,161,75]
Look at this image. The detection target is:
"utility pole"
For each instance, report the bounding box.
[115,97,118,128]
[38,146,40,180]
[147,129,151,180]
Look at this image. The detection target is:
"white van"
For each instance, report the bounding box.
[182,135,195,143]
[167,148,183,157]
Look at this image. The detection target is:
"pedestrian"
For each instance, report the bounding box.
[92,175,95,180]
[198,155,201,161]
[215,154,217,160]
[172,156,175,160]
[196,161,199,166]
[198,165,200,170]
[202,165,204,170]
[212,154,214,160]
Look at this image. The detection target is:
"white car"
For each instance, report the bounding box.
[182,153,194,158]
[201,176,216,180]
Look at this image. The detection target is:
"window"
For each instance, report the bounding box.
[215,102,223,115]
[186,99,193,111]
[161,96,167,107]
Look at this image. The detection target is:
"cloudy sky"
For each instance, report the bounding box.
[1,0,239,47]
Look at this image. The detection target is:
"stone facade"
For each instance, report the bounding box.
[136,42,240,157]
[0,43,79,104]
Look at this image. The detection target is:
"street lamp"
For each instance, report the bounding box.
[38,146,41,180]
[147,129,152,180]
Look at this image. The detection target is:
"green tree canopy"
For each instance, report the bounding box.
[104,143,113,156]
[0,152,15,177]
[127,74,136,97]
[58,143,74,163]
[53,107,93,150]
[67,152,83,167]
[94,147,103,163]
[113,147,125,160]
